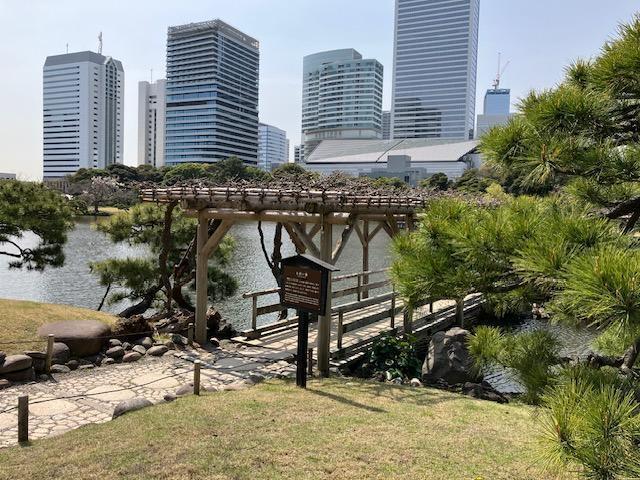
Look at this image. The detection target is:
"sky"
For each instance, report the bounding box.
[0,0,638,180]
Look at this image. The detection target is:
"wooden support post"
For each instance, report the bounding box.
[187,323,194,346]
[251,296,258,331]
[317,218,333,377]
[307,348,313,376]
[296,311,310,388]
[337,312,344,350]
[390,290,396,329]
[356,275,362,302]
[195,215,209,345]
[193,361,201,395]
[18,395,28,444]
[45,334,54,374]
[456,298,465,328]
[362,220,370,300]
[403,308,413,335]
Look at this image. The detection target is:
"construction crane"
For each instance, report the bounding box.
[492,52,510,90]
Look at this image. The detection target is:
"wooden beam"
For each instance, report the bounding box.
[202,220,234,257]
[308,223,322,239]
[362,220,370,300]
[291,223,321,258]
[353,222,365,246]
[195,215,209,344]
[369,222,384,241]
[331,214,357,263]
[380,221,396,238]
[317,217,333,377]
[282,223,307,254]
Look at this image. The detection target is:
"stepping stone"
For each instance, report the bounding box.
[0,413,16,429]
[213,357,261,372]
[85,385,135,402]
[38,320,111,357]
[29,398,77,416]
[131,372,179,389]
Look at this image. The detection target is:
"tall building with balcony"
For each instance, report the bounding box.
[43,51,124,179]
[301,49,383,159]
[137,79,166,167]
[391,0,480,140]
[476,88,512,137]
[258,123,289,170]
[294,144,305,163]
[165,20,259,166]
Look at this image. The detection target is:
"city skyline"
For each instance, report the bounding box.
[1,0,638,178]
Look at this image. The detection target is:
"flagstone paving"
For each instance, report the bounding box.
[0,343,295,448]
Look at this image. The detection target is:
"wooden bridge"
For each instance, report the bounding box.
[232,268,483,366]
[141,184,471,376]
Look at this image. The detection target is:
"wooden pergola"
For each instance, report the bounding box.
[141,185,434,376]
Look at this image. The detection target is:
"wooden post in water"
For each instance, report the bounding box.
[45,334,54,374]
[18,396,28,444]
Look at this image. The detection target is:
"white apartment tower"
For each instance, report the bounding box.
[391,0,480,140]
[301,49,383,158]
[258,123,289,170]
[43,51,124,179]
[137,79,166,167]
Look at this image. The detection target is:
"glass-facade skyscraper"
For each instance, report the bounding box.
[391,0,480,140]
[301,49,383,158]
[258,123,289,171]
[165,20,259,166]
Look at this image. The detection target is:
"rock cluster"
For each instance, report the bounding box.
[0,329,178,385]
[422,327,479,386]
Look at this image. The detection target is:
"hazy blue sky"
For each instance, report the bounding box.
[0,0,638,179]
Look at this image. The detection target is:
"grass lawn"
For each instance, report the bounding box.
[0,379,573,480]
[0,298,118,354]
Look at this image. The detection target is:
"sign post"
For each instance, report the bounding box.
[280,254,338,388]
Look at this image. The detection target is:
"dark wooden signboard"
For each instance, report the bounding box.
[280,254,338,388]
[282,265,323,314]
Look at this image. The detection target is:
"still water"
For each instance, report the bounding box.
[0,219,392,331]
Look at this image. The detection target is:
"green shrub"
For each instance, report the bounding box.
[369,333,422,380]
[539,365,640,480]
[468,326,560,404]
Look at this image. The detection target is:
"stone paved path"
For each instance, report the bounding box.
[0,343,295,448]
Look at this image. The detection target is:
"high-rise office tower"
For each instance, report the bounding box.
[391,0,480,140]
[43,51,124,179]
[476,88,512,137]
[301,49,383,158]
[258,123,289,170]
[137,79,166,167]
[165,20,259,166]
[382,110,391,139]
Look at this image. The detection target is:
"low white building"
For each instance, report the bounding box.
[303,138,481,181]
[0,173,16,180]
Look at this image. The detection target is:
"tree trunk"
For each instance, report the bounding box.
[621,337,640,372]
[118,285,161,317]
[97,283,112,311]
[158,202,176,315]
[257,221,287,320]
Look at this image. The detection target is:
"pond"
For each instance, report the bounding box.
[0,218,392,331]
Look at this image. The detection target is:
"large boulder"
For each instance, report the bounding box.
[0,354,33,374]
[3,368,35,382]
[38,320,111,358]
[206,307,236,339]
[422,327,479,386]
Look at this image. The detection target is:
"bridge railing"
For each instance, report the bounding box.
[241,268,392,334]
